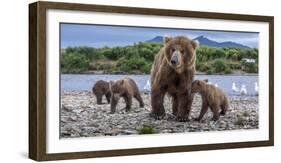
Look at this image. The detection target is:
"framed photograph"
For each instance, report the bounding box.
[29,1,274,161]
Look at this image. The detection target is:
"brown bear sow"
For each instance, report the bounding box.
[191,80,229,121]
[150,36,199,121]
[109,77,144,113]
[92,80,111,105]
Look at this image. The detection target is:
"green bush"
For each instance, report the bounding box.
[196,46,216,61]
[196,61,212,72]
[140,62,152,74]
[196,61,204,72]
[226,49,239,60]
[115,57,152,74]
[211,48,226,59]
[61,52,90,73]
[227,62,241,69]
[224,67,232,74]
[203,59,232,74]
[212,59,230,73]
[116,58,132,72]
[241,61,258,73]
[138,124,156,134]
[235,116,246,126]
[206,68,215,75]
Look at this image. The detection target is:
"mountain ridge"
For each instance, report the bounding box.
[146,35,250,48]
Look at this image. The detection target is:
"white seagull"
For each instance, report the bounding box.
[143,80,151,94]
[240,84,247,95]
[232,82,239,93]
[254,82,259,95]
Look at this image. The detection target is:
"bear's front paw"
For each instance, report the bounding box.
[149,112,165,120]
[124,107,131,112]
[176,115,190,122]
[212,117,219,121]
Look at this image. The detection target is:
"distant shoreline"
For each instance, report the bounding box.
[61,71,258,76]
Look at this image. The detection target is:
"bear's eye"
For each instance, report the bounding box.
[180,50,185,54]
[171,48,176,52]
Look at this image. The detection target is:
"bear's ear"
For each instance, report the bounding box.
[120,80,124,85]
[193,80,199,85]
[164,35,172,44]
[203,79,208,83]
[191,40,199,49]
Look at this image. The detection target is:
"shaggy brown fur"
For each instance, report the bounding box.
[109,77,144,113]
[92,80,111,104]
[150,36,199,121]
[191,80,229,121]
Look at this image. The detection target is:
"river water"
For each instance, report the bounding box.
[61,74,258,96]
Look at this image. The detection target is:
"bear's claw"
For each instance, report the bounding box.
[149,112,165,120]
[176,116,190,122]
[212,117,219,121]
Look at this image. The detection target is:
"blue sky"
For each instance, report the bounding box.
[60,23,259,48]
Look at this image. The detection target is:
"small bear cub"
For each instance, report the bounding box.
[109,77,144,114]
[191,80,229,121]
[92,80,111,105]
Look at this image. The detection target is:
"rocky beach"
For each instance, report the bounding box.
[60,91,258,138]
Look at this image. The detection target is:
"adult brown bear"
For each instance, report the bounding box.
[109,77,144,113]
[92,80,111,105]
[150,36,199,121]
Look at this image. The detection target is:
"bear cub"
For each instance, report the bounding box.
[92,80,111,105]
[191,80,229,121]
[109,77,144,113]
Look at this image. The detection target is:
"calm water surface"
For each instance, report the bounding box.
[61,74,258,96]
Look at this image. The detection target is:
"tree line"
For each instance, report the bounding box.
[61,42,258,74]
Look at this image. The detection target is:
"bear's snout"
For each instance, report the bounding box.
[171,60,177,65]
[170,52,179,65]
